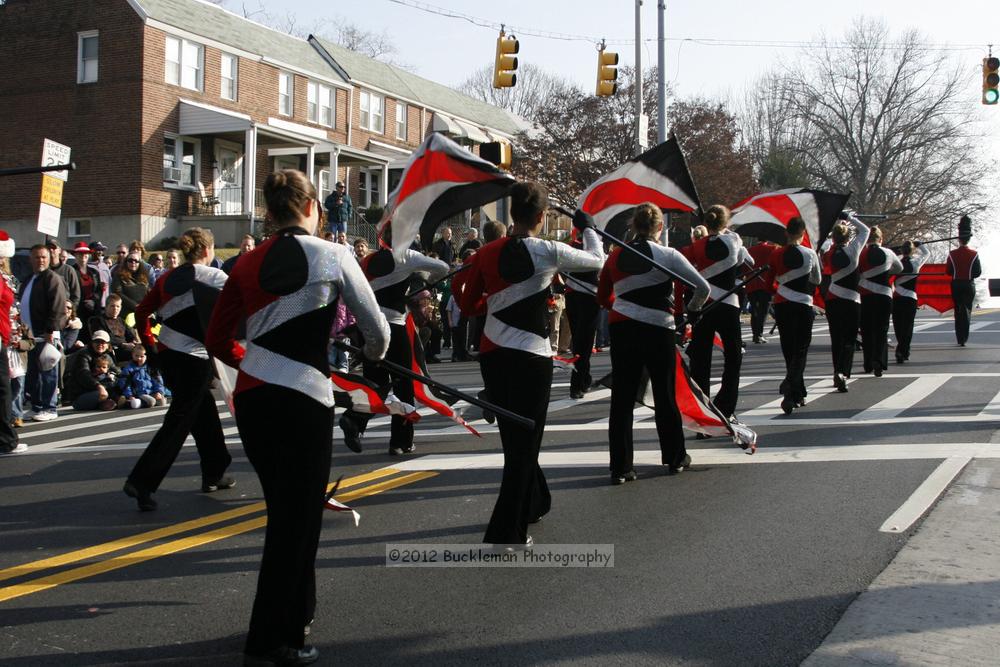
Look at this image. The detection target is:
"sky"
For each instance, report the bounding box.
[223,0,998,288]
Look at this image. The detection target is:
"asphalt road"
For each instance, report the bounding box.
[1,309,999,666]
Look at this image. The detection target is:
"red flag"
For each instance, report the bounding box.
[913,263,954,314]
[331,371,420,422]
[730,189,849,248]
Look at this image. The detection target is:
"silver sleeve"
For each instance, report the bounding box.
[338,253,390,360]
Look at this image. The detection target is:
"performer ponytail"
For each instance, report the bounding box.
[831,222,851,246]
[264,169,317,228]
[631,203,663,239]
[703,205,731,233]
[178,227,215,263]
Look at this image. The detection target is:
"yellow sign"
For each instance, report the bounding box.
[40,174,64,208]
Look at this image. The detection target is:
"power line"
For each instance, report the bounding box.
[386,0,987,52]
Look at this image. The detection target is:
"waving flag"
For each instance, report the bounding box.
[911,263,954,314]
[730,189,849,248]
[331,371,420,421]
[598,347,757,453]
[382,132,515,259]
[577,137,702,239]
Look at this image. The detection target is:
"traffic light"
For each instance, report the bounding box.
[983,56,999,105]
[493,31,519,88]
[596,44,618,97]
[480,141,512,170]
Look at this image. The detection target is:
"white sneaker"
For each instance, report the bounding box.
[32,411,58,422]
[2,443,28,454]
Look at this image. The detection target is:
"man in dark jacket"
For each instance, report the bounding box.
[46,239,81,311]
[323,181,353,235]
[432,227,456,265]
[63,330,118,410]
[19,245,68,421]
[222,234,256,275]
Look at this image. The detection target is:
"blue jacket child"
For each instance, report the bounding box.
[116,345,166,409]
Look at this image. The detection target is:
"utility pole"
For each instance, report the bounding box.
[656,0,666,142]
[634,0,646,155]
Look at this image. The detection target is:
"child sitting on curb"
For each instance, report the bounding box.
[116,344,166,409]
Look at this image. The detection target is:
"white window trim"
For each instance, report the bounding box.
[221,52,238,101]
[162,133,202,191]
[307,81,335,127]
[360,90,384,134]
[67,219,92,239]
[395,101,407,140]
[77,31,99,84]
[165,35,204,92]
[278,71,294,117]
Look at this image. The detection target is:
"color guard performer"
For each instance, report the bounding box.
[769,218,821,414]
[206,170,390,666]
[947,216,981,347]
[124,227,233,511]
[338,232,449,455]
[459,181,603,548]
[597,203,709,484]
[859,226,902,376]
[746,239,777,344]
[563,228,606,399]
[821,213,869,392]
[892,240,930,363]
[684,205,750,420]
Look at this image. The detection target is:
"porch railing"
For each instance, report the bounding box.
[193,186,266,218]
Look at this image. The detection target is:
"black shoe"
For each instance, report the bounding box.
[695,432,711,440]
[896,355,905,364]
[834,373,848,393]
[611,470,637,485]
[478,390,495,424]
[426,356,441,364]
[339,414,362,453]
[570,389,584,399]
[668,455,691,474]
[244,645,319,666]
[202,476,236,493]
[388,444,416,456]
[874,367,883,378]
[796,397,807,408]
[780,398,795,415]
[123,481,157,511]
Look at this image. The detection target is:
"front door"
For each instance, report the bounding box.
[215,141,243,215]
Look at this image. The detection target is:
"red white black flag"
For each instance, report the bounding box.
[729,189,849,248]
[331,371,420,422]
[577,137,701,239]
[381,132,515,259]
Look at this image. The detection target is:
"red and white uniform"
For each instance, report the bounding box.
[946,246,982,281]
[894,244,931,301]
[859,245,903,298]
[459,228,604,357]
[745,242,777,295]
[770,244,822,305]
[684,231,751,308]
[821,216,870,303]
[361,248,449,325]
[136,263,227,358]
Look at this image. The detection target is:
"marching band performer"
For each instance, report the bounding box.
[206,170,390,666]
[597,203,709,484]
[124,227,232,512]
[459,181,603,548]
[563,228,606,399]
[746,239,777,344]
[821,213,869,392]
[859,226,902,376]
[892,240,930,363]
[947,216,981,347]
[338,229,449,455]
[769,218,822,414]
[684,205,751,420]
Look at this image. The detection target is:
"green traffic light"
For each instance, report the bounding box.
[986,89,1000,105]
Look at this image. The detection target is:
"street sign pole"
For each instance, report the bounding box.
[37,139,71,237]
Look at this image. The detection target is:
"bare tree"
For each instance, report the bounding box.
[456,63,575,123]
[765,18,990,243]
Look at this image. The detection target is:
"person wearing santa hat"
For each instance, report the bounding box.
[0,231,26,453]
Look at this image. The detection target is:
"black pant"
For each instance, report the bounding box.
[774,301,814,402]
[235,384,332,655]
[565,292,599,394]
[451,316,469,360]
[748,291,771,339]
[351,322,414,449]
[892,297,918,360]
[860,294,892,373]
[826,299,860,377]
[608,321,686,475]
[0,344,18,452]
[127,350,230,492]
[480,349,552,545]
[688,303,743,418]
[952,280,975,344]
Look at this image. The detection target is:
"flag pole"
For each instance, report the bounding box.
[333,341,535,430]
[689,265,769,320]
[405,264,468,298]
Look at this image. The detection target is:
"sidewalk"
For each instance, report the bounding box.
[804,458,1000,666]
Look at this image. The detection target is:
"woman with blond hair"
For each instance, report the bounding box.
[124,227,233,512]
[597,203,709,482]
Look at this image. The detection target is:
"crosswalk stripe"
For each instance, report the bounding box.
[851,376,951,421]
[977,388,1000,417]
[739,378,855,419]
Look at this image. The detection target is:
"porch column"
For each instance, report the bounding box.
[329,149,339,185]
[380,162,389,206]
[244,126,258,235]
[306,144,315,183]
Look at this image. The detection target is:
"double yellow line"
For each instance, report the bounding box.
[0,468,437,604]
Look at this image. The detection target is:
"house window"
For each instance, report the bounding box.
[360,91,384,133]
[221,53,238,101]
[163,134,200,188]
[68,219,91,239]
[395,102,407,140]
[359,169,381,207]
[278,72,293,116]
[77,31,98,83]
[307,82,334,127]
[318,169,331,201]
[165,36,203,91]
